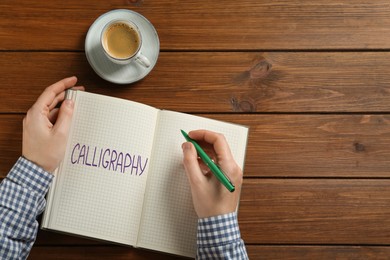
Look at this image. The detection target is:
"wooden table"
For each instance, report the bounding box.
[1,1,390,259]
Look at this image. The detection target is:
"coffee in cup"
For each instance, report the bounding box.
[101,19,150,67]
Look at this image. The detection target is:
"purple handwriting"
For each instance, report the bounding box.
[70,143,148,176]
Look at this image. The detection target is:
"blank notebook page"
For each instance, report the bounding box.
[137,111,248,257]
[47,91,158,245]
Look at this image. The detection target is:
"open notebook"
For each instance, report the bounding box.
[42,90,249,258]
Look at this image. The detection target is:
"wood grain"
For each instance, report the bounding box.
[223,114,390,178]
[2,52,390,113]
[0,115,22,176]
[245,246,390,260]
[239,179,390,244]
[1,0,390,50]
[28,245,390,260]
[2,114,390,178]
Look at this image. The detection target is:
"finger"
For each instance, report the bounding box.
[48,92,66,111]
[189,130,234,161]
[198,159,212,175]
[52,99,74,136]
[72,86,85,91]
[48,85,85,110]
[36,76,78,108]
[48,108,59,124]
[47,83,84,110]
[182,142,206,186]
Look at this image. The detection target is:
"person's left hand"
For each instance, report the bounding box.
[22,76,84,173]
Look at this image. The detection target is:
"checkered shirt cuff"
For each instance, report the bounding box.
[6,157,53,196]
[197,212,241,247]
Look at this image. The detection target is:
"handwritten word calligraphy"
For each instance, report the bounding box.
[70,143,148,176]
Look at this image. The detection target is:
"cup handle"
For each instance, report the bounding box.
[135,52,151,68]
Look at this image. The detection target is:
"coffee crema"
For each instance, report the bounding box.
[103,22,140,59]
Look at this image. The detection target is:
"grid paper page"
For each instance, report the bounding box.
[137,111,248,257]
[47,91,158,245]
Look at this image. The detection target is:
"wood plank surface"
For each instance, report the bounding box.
[239,179,390,244]
[2,114,390,178]
[0,115,22,176]
[1,1,390,50]
[245,246,390,260]
[28,245,390,260]
[2,52,390,113]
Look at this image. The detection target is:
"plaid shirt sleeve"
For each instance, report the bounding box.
[0,157,54,260]
[197,212,249,259]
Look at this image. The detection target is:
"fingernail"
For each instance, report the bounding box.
[65,99,74,108]
[182,142,191,151]
[201,168,210,175]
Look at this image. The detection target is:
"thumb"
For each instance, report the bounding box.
[182,142,205,186]
[53,99,74,136]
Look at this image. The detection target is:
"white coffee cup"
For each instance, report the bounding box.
[101,19,150,67]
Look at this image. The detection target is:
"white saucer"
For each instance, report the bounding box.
[85,9,160,84]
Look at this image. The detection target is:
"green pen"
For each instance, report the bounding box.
[181,130,235,192]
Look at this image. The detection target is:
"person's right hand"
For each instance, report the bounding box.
[181,130,243,218]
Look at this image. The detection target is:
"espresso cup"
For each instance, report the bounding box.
[101,19,150,67]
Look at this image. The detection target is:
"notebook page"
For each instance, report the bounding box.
[46,91,158,245]
[137,111,248,257]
